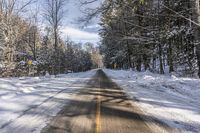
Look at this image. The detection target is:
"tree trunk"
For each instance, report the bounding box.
[191,0,200,77]
[168,40,174,73]
[158,43,164,74]
[158,0,164,74]
[127,43,132,69]
[136,55,142,71]
[33,30,36,61]
[54,28,58,76]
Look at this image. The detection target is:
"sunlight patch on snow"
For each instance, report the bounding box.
[143,75,155,80]
[0,70,96,132]
[104,69,200,133]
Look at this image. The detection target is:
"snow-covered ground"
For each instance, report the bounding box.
[0,70,96,133]
[104,69,200,133]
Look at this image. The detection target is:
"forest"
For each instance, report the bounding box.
[92,0,200,77]
[0,0,102,77]
[1,0,200,78]
[1,1,200,132]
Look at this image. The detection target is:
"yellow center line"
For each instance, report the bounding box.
[95,94,101,133]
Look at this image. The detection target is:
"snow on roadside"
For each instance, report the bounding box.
[104,69,200,133]
[0,70,96,133]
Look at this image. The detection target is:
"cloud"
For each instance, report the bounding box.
[61,26,100,43]
[83,24,101,33]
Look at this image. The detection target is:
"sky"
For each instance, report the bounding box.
[23,0,101,44]
[60,0,101,44]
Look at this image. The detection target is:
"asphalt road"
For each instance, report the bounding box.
[42,69,168,133]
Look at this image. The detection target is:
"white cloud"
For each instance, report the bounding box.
[61,26,100,43]
[83,24,100,29]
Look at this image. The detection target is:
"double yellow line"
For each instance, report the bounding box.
[95,76,101,133]
[95,94,101,133]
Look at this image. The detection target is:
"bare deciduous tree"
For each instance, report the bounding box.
[0,0,34,70]
[44,0,66,75]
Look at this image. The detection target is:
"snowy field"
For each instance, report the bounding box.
[0,70,95,133]
[104,69,200,133]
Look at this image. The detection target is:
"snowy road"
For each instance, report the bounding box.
[41,70,170,133]
[1,69,199,133]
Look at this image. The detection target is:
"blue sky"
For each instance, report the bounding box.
[23,0,101,44]
[61,0,101,44]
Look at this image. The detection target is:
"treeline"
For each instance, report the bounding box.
[96,0,200,77]
[0,0,98,77]
[0,23,94,77]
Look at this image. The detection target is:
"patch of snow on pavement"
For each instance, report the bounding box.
[0,70,96,133]
[104,69,200,133]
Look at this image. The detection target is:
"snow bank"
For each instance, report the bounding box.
[0,70,96,133]
[104,69,200,133]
